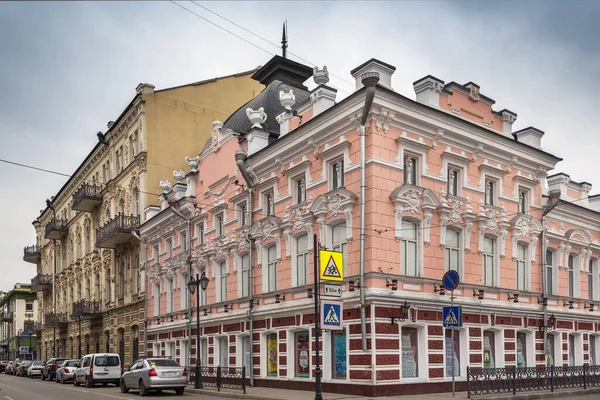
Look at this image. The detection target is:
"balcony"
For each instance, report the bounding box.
[45,219,68,240]
[23,245,41,264]
[72,300,102,320]
[72,183,103,212]
[31,274,52,292]
[1,311,13,323]
[32,322,43,332]
[96,214,140,249]
[44,312,68,328]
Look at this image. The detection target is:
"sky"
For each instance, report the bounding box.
[0,1,599,291]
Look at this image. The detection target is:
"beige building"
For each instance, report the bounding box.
[25,71,263,363]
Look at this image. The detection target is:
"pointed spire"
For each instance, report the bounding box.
[281,20,288,58]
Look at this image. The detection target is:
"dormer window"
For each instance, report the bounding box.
[294,176,306,205]
[264,191,274,216]
[331,159,344,190]
[485,179,496,206]
[403,154,418,185]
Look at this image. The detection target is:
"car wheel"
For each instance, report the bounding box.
[138,379,148,397]
[74,375,80,387]
[102,383,108,387]
[85,375,93,388]
[175,388,184,396]
[155,389,162,394]
[120,379,129,393]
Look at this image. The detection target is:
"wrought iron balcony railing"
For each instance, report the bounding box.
[23,245,41,264]
[31,273,53,292]
[44,312,68,328]
[72,183,104,212]
[32,322,43,332]
[72,300,102,319]
[96,214,140,249]
[0,311,13,323]
[45,218,69,240]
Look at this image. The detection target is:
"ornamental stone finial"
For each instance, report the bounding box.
[313,66,329,85]
[246,107,267,129]
[185,156,199,173]
[159,180,172,193]
[279,89,296,110]
[173,170,185,183]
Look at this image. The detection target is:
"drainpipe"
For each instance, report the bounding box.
[235,151,256,386]
[131,231,149,358]
[541,189,561,364]
[359,72,380,351]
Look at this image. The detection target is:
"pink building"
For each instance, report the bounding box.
[140,55,600,396]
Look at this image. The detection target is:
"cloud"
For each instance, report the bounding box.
[0,1,598,290]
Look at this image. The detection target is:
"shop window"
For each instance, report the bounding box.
[332,330,347,379]
[483,330,496,368]
[219,337,229,368]
[546,335,556,366]
[591,336,598,366]
[516,332,527,367]
[401,327,419,378]
[267,333,278,377]
[445,329,460,377]
[295,331,310,378]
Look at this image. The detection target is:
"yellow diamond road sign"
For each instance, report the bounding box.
[319,250,344,281]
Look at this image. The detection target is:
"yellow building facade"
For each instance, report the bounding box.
[24,71,263,364]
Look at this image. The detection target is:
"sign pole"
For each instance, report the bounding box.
[313,234,322,400]
[451,289,455,397]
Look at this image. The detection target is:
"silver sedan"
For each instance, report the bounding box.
[120,358,188,396]
[55,359,80,384]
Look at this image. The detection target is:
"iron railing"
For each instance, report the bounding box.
[23,245,41,259]
[0,311,13,322]
[72,300,101,318]
[45,218,68,236]
[96,214,140,246]
[467,365,600,397]
[186,366,247,393]
[72,183,103,206]
[32,321,43,332]
[31,273,52,290]
[44,312,68,328]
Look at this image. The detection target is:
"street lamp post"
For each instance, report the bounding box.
[27,328,33,360]
[187,272,209,389]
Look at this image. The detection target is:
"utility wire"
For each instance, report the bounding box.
[169,1,351,96]
[191,1,355,89]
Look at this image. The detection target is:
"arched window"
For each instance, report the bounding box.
[295,234,309,287]
[266,245,278,293]
[401,221,418,277]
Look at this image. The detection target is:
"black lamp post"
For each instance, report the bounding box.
[187,272,209,389]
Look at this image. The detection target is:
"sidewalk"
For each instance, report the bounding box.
[187,386,600,400]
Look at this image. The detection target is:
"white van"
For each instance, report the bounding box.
[73,353,122,388]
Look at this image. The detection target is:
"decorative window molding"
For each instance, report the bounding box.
[317,136,351,183]
[513,174,538,208]
[249,216,283,267]
[310,188,357,245]
[389,185,440,245]
[395,133,433,181]
[441,146,473,194]
[282,202,314,259]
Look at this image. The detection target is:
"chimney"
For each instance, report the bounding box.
[350,58,395,91]
[246,107,270,156]
[546,173,570,200]
[144,205,161,221]
[513,126,544,149]
[413,75,444,107]
[499,109,518,136]
[136,83,155,95]
[310,85,337,117]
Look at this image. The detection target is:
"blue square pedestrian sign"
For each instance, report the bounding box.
[442,306,462,327]
[321,300,343,330]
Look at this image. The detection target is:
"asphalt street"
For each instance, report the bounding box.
[0,373,229,400]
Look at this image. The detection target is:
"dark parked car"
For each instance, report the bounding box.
[0,360,8,373]
[16,360,32,377]
[41,358,66,381]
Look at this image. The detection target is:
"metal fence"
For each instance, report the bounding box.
[467,365,600,397]
[186,365,247,393]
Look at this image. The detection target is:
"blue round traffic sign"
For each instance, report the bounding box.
[442,270,460,291]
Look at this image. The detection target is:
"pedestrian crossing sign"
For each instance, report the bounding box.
[321,300,343,330]
[442,306,462,327]
[319,250,344,281]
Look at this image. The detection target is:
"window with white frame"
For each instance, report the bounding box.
[166,238,173,258]
[239,203,248,226]
[153,244,159,264]
[447,167,460,196]
[568,334,576,366]
[153,282,161,316]
[591,335,598,366]
[167,278,174,313]
[403,154,418,185]
[216,214,224,237]
[516,244,527,291]
[181,230,187,252]
[180,274,189,311]
[588,258,597,300]
[294,175,306,205]
[516,332,527,367]
[133,189,140,217]
[197,223,205,245]
[483,330,496,368]
[445,329,460,377]
[401,221,418,277]
[445,229,461,273]
[115,148,121,173]
[483,237,496,286]
[266,245,278,293]
[241,254,250,297]
[568,253,575,297]
[219,337,229,368]
[295,234,309,286]
[264,191,274,216]
[546,249,556,295]
[518,188,528,214]
[485,179,496,206]
[331,330,347,379]
[331,222,347,267]
[331,159,344,190]
[218,261,227,302]
[547,334,556,366]
[401,327,420,378]
[130,131,137,159]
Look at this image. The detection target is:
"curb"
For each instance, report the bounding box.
[187,388,267,400]
[481,387,600,400]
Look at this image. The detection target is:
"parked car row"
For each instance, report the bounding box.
[1,353,188,396]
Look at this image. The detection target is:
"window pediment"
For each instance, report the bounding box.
[310,188,357,219]
[249,216,283,240]
[565,229,592,246]
[389,185,440,214]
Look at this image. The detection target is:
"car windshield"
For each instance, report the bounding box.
[147,359,180,367]
[54,359,66,364]
[65,360,79,366]
[32,361,44,366]
[22,361,32,366]
[94,356,120,367]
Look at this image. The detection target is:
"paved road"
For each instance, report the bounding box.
[0,373,229,400]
